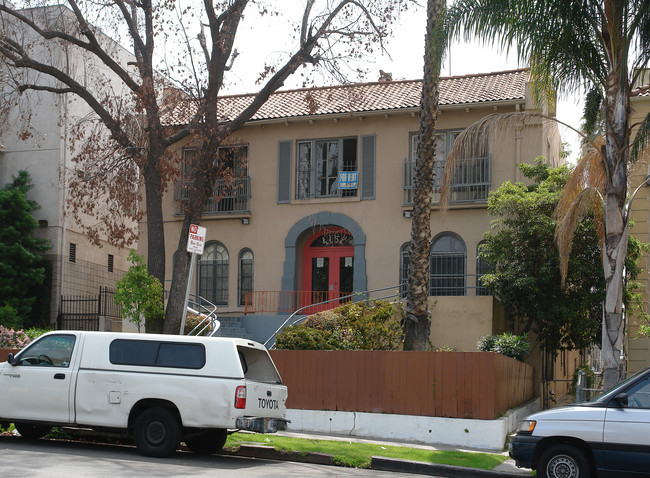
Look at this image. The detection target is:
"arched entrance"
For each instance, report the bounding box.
[281,212,367,309]
[302,227,354,310]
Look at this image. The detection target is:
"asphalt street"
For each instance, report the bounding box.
[0,435,425,478]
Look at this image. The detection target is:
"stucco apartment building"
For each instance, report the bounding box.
[0,4,135,325]
[627,79,650,374]
[145,68,562,350]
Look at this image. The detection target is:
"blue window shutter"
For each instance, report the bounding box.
[277,140,292,203]
[361,135,376,200]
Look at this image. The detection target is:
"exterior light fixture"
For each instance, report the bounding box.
[241,218,250,225]
[403,210,412,218]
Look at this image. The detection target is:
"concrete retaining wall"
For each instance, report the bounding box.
[286,397,540,451]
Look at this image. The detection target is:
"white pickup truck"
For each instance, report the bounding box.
[0,331,289,457]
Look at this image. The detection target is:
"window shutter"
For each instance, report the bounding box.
[361,135,376,200]
[277,140,292,203]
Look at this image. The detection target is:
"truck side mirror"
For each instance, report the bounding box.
[613,392,628,407]
[6,353,15,366]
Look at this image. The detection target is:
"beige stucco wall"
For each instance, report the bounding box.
[428,296,503,351]
[140,90,560,358]
[627,93,650,373]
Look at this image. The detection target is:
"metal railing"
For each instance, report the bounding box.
[175,176,250,215]
[244,290,358,315]
[263,284,404,348]
[183,293,220,337]
[403,156,491,206]
[398,273,492,297]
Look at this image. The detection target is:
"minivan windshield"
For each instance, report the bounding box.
[589,367,650,404]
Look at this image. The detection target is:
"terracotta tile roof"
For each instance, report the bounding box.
[162,69,528,126]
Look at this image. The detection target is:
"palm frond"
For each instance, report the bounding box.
[554,136,608,286]
[555,187,604,287]
[439,112,599,217]
[630,111,650,164]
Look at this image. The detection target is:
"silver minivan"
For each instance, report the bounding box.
[509,367,650,478]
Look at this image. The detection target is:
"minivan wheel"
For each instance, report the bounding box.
[14,422,51,440]
[133,407,181,458]
[185,429,227,455]
[539,444,591,478]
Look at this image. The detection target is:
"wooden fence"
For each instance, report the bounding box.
[270,350,535,420]
[0,349,20,362]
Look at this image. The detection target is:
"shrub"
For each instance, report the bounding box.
[477,332,530,362]
[0,325,31,348]
[275,300,403,351]
[0,305,22,329]
[184,314,207,334]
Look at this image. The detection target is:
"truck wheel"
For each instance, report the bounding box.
[539,444,591,478]
[133,407,181,458]
[14,422,51,440]
[185,429,227,455]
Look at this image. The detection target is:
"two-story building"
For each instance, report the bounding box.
[145,68,562,350]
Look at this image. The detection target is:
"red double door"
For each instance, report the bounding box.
[301,227,354,312]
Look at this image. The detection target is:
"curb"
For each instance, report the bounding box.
[222,445,525,477]
[220,444,334,466]
[371,456,525,477]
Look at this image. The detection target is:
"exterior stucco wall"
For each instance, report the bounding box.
[628,93,650,373]
[150,97,560,322]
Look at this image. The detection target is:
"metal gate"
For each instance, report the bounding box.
[541,348,587,409]
[57,287,122,331]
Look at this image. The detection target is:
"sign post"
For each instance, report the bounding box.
[180,224,206,335]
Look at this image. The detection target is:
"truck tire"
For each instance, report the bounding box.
[185,429,227,455]
[133,407,181,458]
[14,422,51,440]
[538,444,591,478]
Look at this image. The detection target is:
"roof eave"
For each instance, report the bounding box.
[239,98,526,126]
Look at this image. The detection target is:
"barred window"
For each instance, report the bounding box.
[476,241,491,296]
[430,233,466,296]
[238,249,254,306]
[199,241,229,306]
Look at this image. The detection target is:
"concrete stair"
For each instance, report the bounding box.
[217,317,249,339]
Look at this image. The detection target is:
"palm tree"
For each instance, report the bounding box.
[447,0,650,388]
[404,0,447,350]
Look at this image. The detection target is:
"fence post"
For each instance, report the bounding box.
[576,370,586,403]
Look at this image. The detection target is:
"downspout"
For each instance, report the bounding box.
[58,43,70,318]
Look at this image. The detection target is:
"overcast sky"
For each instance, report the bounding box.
[219,2,584,162]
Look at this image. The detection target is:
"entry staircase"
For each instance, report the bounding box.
[181,285,404,347]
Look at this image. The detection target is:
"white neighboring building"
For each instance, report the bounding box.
[0,4,137,327]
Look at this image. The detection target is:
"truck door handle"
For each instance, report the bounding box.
[54,373,65,380]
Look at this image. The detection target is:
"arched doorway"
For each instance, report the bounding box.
[302,227,354,309]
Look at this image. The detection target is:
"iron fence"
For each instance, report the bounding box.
[57,286,122,331]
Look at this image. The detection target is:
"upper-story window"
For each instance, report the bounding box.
[296,137,358,199]
[176,146,250,215]
[404,131,490,205]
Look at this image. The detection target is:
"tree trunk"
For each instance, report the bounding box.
[404,0,445,350]
[600,59,631,389]
[143,147,166,334]
[164,139,218,334]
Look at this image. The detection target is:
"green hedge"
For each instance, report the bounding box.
[275,300,403,351]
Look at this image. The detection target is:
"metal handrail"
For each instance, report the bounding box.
[185,294,220,337]
[263,284,405,348]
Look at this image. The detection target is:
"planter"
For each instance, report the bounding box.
[0,348,21,362]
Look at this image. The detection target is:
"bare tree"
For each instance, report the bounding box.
[163,0,405,333]
[0,1,404,334]
[0,1,187,333]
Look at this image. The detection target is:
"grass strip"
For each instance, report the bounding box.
[225,432,507,469]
